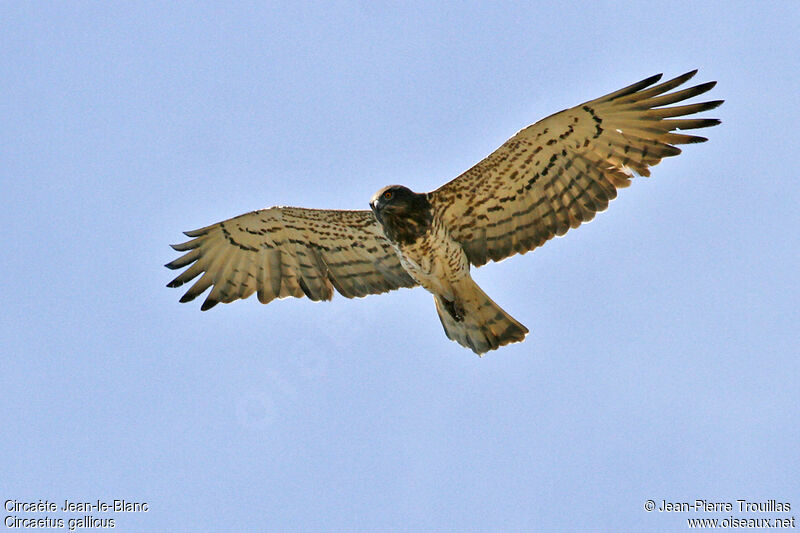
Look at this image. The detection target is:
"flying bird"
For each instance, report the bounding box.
[166,70,722,355]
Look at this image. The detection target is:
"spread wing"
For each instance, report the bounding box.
[165,207,417,310]
[429,70,723,267]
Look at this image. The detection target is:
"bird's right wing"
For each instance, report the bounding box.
[429,70,722,267]
[166,207,417,310]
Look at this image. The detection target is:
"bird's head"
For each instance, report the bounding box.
[369,185,433,245]
[369,185,417,223]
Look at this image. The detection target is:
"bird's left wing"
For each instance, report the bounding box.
[166,207,416,310]
[429,70,723,267]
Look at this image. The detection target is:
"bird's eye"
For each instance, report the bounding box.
[383,191,393,200]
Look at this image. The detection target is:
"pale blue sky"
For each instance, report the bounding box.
[2,2,798,532]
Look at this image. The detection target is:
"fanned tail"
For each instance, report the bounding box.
[434,278,528,356]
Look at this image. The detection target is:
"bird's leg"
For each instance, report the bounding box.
[441,298,464,322]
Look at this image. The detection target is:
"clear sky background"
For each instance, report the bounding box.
[2,2,798,532]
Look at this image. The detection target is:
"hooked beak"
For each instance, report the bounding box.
[370,199,382,223]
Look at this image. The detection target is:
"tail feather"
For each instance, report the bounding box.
[434,278,528,355]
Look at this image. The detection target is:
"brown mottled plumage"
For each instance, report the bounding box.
[166,70,722,355]
[165,208,416,308]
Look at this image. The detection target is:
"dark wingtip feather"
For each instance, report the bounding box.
[200,298,219,311]
[698,118,722,128]
[166,278,184,288]
[642,72,664,86]
[170,240,200,251]
[179,293,197,303]
[596,73,664,104]
[184,227,208,237]
[164,254,196,270]
[626,73,664,94]
[671,70,699,86]
[691,80,717,95]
